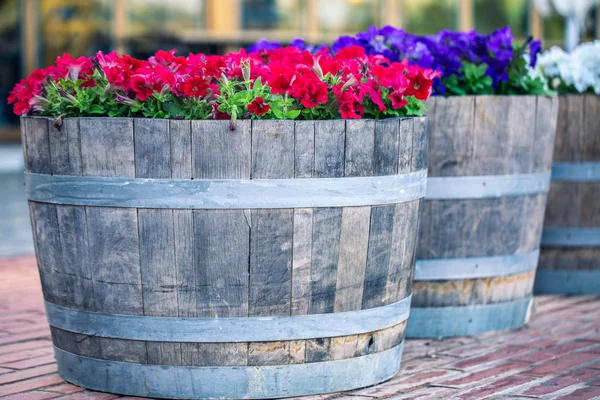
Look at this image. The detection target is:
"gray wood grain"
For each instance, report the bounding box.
[533,96,559,172]
[344,120,374,177]
[472,96,511,175]
[86,207,142,290]
[427,96,474,177]
[134,118,170,179]
[419,197,542,259]
[398,118,414,174]
[80,118,135,178]
[169,119,192,180]
[48,119,70,175]
[192,119,251,179]
[509,96,537,173]
[64,118,82,176]
[251,120,294,178]
[23,117,51,174]
[291,208,313,315]
[388,200,419,303]
[194,209,249,318]
[309,207,342,314]
[29,202,66,306]
[582,94,600,162]
[373,119,400,176]
[314,120,345,178]
[553,94,582,162]
[51,327,101,359]
[249,209,293,316]
[362,205,396,309]
[294,120,315,178]
[197,343,248,366]
[334,207,371,312]
[56,205,93,310]
[411,117,429,171]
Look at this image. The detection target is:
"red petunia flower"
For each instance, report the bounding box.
[290,69,329,108]
[337,91,364,119]
[267,63,295,94]
[389,91,408,109]
[248,96,270,116]
[180,76,209,98]
[405,66,440,100]
[53,53,94,82]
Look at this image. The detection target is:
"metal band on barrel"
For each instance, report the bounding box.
[406,297,533,338]
[25,170,427,209]
[541,227,600,247]
[426,171,551,200]
[44,295,411,342]
[534,270,600,295]
[551,162,600,182]
[414,249,539,281]
[54,343,403,399]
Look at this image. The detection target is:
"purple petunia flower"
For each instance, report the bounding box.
[529,39,542,67]
[248,39,281,53]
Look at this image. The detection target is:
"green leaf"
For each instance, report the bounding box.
[286,109,301,119]
[89,104,105,115]
[272,108,284,119]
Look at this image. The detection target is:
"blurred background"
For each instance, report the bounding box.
[0,0,598,255]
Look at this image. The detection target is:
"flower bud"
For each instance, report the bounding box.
[242,59,251,83]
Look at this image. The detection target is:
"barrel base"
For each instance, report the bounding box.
[406,297,534,338]
[55,343,404,399]
[534,270,600,295]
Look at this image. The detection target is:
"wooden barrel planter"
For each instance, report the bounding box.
[407,95,558,338]
[22,116,427,399]
[536,94,600,294]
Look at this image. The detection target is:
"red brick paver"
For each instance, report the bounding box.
[0,257,599,399]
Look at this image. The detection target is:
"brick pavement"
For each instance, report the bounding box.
[0,257,599,400]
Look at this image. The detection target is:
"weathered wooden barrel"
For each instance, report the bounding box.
[22,116,427,399]
[407,96,558,338]
[536,94,600,294]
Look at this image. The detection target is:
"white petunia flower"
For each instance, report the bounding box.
[538,41,600,94]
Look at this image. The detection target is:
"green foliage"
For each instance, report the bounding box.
[443,62,495,96]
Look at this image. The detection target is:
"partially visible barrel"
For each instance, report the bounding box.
[407,96,558,338]
[23,116,427,399]
[536,94,600,294]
